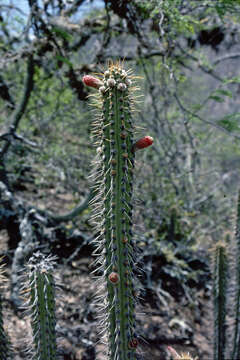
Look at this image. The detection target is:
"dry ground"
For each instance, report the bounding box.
[0,184,213,359]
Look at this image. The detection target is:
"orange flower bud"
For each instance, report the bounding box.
[133,136,153,151]
[82,75,103,89]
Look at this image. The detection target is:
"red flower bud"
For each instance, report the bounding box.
[82,75,103,89]
[108,272,119,284]
[133,136,153,151]
[128,338,138,349]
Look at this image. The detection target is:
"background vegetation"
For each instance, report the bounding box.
[1,0,240,358]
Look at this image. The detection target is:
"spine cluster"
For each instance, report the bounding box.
[83,62,153,360]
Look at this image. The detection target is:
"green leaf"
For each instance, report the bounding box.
[191,103,203,112]
[51,26,72,41]
[218,112,240,132]
[209,89,232,103]
[55,55,72,67]
[209,95,224,103]
[225,76,240,84]
[214,89,232,98]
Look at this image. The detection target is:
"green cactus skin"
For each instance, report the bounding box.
[232,192,240,360]
[25,252,57,360]
[213,242,228,360]
[89,62,140,360]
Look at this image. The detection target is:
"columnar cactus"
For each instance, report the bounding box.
[232,191,240,360]
[212,242,228,360]
[83,62,153,360]
[0,258,10,360]
[23,252,57,360]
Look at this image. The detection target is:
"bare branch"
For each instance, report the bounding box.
[213,53,240,66]
[32,190,95,225]
[0,74,15,109]
[176,43,224,82]
[11,55,34,130]
[174,92,240,140]
[1,55,34,157]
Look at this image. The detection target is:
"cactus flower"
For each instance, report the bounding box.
[133,135,153,151]
[82,75,103,89]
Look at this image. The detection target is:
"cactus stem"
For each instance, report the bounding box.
[86,61,153,360]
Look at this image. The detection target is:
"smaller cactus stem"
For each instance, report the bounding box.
[26,252,57,360]
[0,258,10,360]
[213,242,228,360]
[232,191,240,360]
